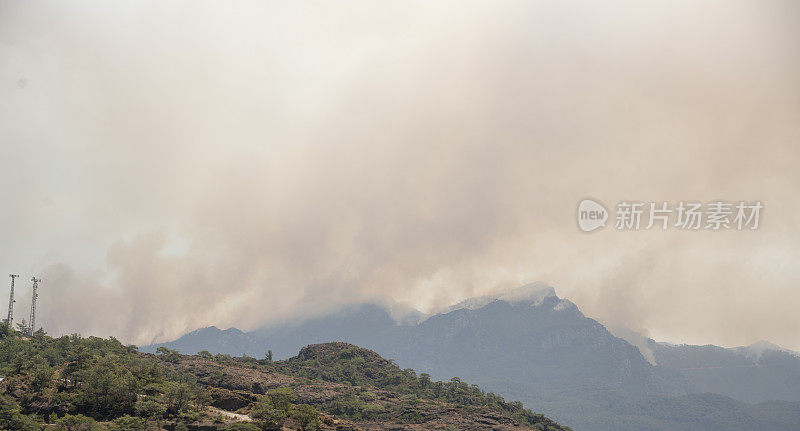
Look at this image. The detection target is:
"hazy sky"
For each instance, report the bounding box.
[1,1,798,350]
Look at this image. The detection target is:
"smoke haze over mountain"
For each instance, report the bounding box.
[1,1,799,348]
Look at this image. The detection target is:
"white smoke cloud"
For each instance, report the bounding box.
[0,0,798,350]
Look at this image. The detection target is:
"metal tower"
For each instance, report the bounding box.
[28,277,40,336]
[7,274,18,327]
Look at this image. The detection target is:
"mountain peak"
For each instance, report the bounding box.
[734,340,798,361]
[498,282,558,304]
[746,340,786,351]
[184,326,222,336]
[187,326,245,336]
[446,282,559,313]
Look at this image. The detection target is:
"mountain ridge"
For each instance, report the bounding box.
[144,284,800,430]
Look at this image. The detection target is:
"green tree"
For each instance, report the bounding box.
[165,382,194,415]
[108,415,146,431]
[267,387,297,411]
[16,319,28,334]
[31,362,54,392]
[54,414,103,431]
[156,347,181,363]
[0,321,11,339]
[250,396,286,429]
[75,356,139,418]
[250,388,306,430]
[0,395,42,431]
[63,345,92,387]
[134,398,166,420]
[289,404,321,430]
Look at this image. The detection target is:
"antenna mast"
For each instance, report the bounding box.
[28,277,40,336]
[7,274,18,327]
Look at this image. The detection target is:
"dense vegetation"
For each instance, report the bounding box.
[0,324,217,430]
[0,325,325,430]
[0,325,567,430]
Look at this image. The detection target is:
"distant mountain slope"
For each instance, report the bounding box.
[145,326,259,356]
[648,339,800,403]
[390,296,653,395]
[145,283,800,430]
[604,393,800,431]
[143,302,401,359]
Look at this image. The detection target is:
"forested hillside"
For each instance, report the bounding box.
[0,325,568,430]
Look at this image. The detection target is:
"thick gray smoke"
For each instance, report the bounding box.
[1,1,799,349]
